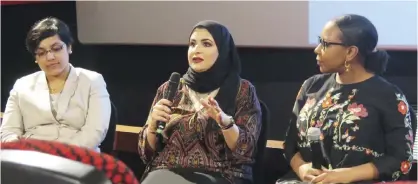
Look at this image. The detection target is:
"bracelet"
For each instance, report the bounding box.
[220,115,235,130]
[221,122,234,130]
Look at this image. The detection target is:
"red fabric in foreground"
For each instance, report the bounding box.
[1,139,139,184]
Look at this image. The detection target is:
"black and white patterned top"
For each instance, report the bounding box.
[284,73,415,182]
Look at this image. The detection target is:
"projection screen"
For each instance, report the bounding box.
[76,1,417,50]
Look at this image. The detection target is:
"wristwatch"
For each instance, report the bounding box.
[221,115,235,130]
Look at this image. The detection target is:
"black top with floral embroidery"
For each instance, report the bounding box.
[284,73,415,182]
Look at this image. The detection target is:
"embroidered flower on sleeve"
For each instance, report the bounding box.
[406,130,414,144]
[400,161,411,174]
[398,101,407,115]
[365,149,372,155]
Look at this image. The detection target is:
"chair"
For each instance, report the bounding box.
[1,150,112,184]
[99,101,118,155]
[252,100,269,184]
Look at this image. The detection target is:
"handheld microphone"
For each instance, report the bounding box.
[156,72,181,151]
[307,127,331,170]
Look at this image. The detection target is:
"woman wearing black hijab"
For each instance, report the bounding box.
[138,20,262,184]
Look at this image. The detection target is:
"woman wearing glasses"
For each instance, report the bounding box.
[0,17,111,152]
[280,14,415,183]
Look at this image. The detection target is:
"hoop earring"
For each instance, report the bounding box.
[344,60,351,72]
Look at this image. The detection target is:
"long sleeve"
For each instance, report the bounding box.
[372,89,415,181]
[69,74,111,149]
[284,79,311,161]
[138,83,165,163]
[1,79,24,142]
[230,83,262,161]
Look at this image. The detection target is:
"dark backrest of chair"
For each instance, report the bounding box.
[1,150,111,184]
[99,101,118,154]
[253,100,269,183]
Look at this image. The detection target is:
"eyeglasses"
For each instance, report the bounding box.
[35,44,64,58]
[318,36,346,50]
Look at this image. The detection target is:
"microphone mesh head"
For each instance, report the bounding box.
[169,72,181,83]
[307,127,321,141]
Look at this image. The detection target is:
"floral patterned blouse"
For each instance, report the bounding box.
[138,79,262,183]
[284,73,415,182]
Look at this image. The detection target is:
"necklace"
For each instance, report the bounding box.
[49,81,66,93]
[48,67,71,94]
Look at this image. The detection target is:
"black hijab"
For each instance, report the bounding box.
[183,20,241,116]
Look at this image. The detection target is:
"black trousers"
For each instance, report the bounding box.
[141,168,252,184]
